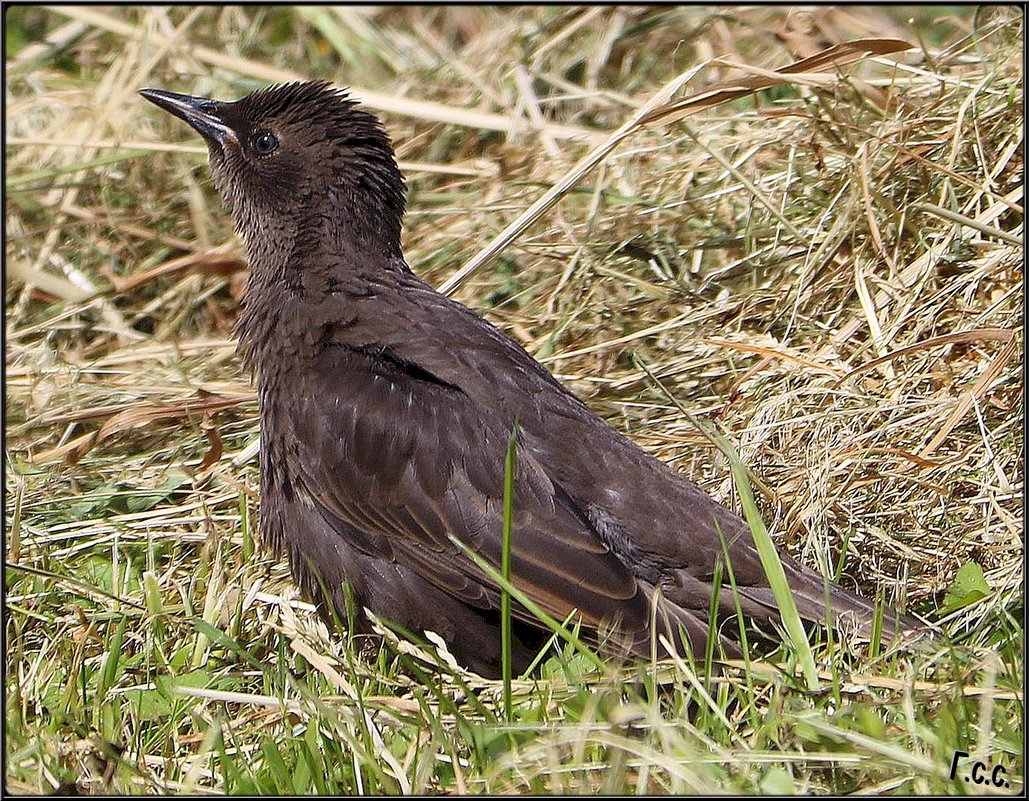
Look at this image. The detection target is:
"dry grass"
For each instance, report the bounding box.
[5,6,1023,794]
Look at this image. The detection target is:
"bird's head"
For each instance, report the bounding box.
[140,81,405,257]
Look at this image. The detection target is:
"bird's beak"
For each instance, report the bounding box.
[139,88,239,146]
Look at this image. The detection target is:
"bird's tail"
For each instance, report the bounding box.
[740,558,929,643]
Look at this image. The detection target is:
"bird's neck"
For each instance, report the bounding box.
[233,201,406,366]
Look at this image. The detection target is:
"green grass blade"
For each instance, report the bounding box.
[5,150,145,189]
[720,435,819,692]
[188,618,265,671]
[635,354,818,690]
[501,422,518,722]
[446,535,606,673]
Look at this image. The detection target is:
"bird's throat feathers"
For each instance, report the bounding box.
[233,197,411,368]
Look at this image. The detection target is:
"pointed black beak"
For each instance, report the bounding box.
[139,88,238,146]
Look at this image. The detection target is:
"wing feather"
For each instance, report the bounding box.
[290,342,648,633]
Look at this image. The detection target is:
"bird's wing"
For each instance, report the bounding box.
[357,281,771,590]
[287,341,650,633]
[296,279,917,641]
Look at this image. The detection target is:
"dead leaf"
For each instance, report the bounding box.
[839,328,1016,385]
[30,392,249,465]
[640,38,912,127]
[196,412,224,474]
[101,250,246,294]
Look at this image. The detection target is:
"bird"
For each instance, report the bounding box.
[140,81,922,677]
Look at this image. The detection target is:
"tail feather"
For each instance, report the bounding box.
[740,559,928,642]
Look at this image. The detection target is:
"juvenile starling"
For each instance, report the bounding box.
[141,81,920,677]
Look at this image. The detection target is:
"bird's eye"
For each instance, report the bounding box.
[251,130,279,156]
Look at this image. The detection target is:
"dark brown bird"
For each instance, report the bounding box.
[141,81,921,677]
